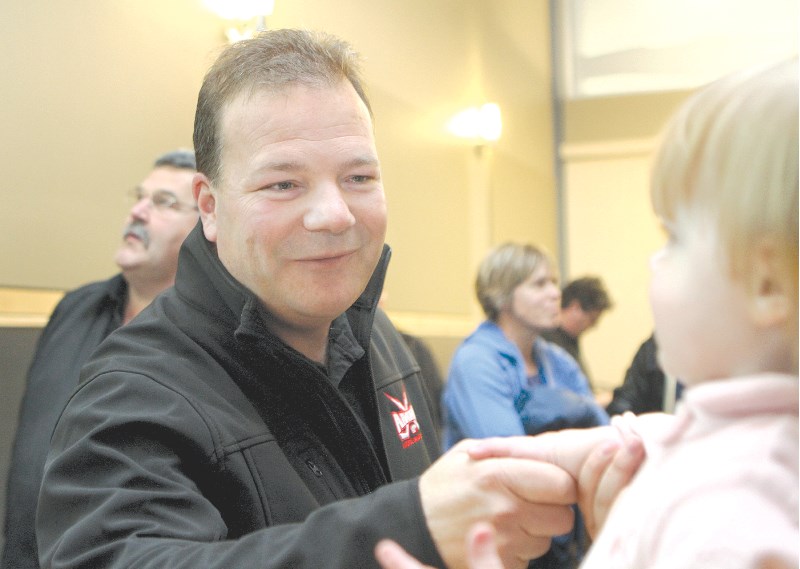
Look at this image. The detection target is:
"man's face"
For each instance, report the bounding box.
[195,81,387,332]
[507,263,561,333]
[561,302,602,337]
[114,166,198,283]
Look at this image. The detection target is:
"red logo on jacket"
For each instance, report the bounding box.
[384,387,422,448]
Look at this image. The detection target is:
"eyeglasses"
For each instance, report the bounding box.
[128,187,198,212]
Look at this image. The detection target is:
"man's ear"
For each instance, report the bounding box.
[193,173,218,243]
[747,241,791,329]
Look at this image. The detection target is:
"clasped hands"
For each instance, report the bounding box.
[377,426,645,569]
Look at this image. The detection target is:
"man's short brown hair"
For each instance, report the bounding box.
[193,29,372,183]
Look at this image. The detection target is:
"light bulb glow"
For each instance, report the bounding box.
[447,103,502,143]
[478,103,502,141]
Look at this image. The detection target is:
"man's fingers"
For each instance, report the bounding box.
[373,525,512,569]
[511,501,575,539]
[488,457,577,505]
[374,540,432,569]
[467,428,618,479]
[468,436,553,461]
[465,426,645,543]
[420,447,579,569]
[466,523,506,569]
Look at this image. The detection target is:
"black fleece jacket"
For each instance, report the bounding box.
[3,275,126,569]
[37,224,444,569]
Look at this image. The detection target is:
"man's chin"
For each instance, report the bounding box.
[283,287,367,323]
[114,251,147,273]
[305,296,361,319]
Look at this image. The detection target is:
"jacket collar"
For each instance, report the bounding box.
[175,221,391,355]
[469,320,555,383]
[99,273,129,324]
[472,321,522,362]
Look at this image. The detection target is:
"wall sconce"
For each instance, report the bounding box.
[447,103,502,144]
[203,0,275,43]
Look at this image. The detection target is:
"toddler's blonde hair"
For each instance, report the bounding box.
[651,59,798,302]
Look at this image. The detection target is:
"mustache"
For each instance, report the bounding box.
[122,222,150,249]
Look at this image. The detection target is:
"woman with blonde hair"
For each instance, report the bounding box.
[442,242,609,568]
[442,243,608,450]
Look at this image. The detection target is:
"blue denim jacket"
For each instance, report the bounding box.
[442,320,609,450]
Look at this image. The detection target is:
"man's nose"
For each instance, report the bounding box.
[303,184,356,233]
[129,194,152,221]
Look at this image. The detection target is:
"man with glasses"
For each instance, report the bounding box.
[1,149,198,569]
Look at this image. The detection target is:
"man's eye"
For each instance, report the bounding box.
[270,181,296,191]
[349,175,371,183]
[152,192,177,208]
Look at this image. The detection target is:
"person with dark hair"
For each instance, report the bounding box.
[606,334,683,416]
[35,30,639,569]
[542,276,612,388]
[1,149,198,569]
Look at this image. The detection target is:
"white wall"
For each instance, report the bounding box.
[560,139,664,391]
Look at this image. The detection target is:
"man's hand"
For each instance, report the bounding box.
[419,441,576,569]
[467,426,644,539]
[375,523,505,569]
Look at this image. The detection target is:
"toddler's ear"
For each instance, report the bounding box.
[747,240,792,329]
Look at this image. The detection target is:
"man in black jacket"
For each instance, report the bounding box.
[606,334,683,415]
[542,276,612,390]
[1,149,198,569]
[37,31,639,569]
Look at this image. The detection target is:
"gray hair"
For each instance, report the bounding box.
[153,148,196,171]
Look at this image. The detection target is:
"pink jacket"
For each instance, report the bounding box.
[582,374,798,569]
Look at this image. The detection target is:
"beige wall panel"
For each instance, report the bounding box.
[563,91,693,144]
[492,151,558,255]
[375,90,476,316]
[481,0,557,257]
[1,0,223,289]
[563,150,663,392]
[0,288,62,327]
